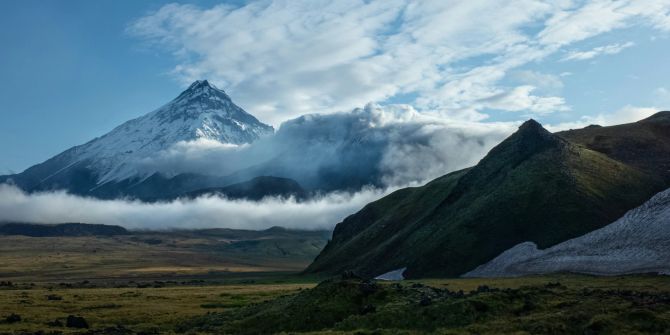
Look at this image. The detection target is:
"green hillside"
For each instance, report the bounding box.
[306,118,666,278]
[557,111,670,181]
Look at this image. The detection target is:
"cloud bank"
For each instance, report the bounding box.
[129,0,670,124]
[136,104,515,190]
[0,183,392,231]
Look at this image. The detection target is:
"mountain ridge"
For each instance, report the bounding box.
[306,116,666,278]
[557,110,670,181]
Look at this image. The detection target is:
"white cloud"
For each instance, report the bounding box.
[0,183,390,230]
[129,0,406,124]
[135,139,256,178]
[133,0,670,123]
[135,104,514,189]
[479,85,569,114]
[562,41,635,61]
[510,70,564,91]
[538,1,670,47]
[547,105,659,131]
[538,1,632,46]
[128,1,670,124]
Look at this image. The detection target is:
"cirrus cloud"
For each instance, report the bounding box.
[562,41,635,61]
[128,0,670,124]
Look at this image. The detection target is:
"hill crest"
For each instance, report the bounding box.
[306,118,664,278]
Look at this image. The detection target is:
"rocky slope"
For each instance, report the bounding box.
[465,187,670,277]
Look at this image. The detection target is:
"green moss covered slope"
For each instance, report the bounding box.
[307,118,666,278]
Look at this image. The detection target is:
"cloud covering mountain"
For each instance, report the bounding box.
[0,103,514,229]
[0,78,518,229]
[138,103,515,190]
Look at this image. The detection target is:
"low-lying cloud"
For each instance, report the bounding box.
[0,183,394,231]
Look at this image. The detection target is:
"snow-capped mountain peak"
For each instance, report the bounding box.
[150,79,269,137]
[171,79,232,109]
[44,80,275,184]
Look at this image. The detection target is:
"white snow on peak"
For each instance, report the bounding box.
[464,188,670,277]
[58,80,274,183]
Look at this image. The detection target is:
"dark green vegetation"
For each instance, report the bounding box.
[308,114,670,278]
[0,226,329,282]
[0,223,128,237]
[176,275,670,335]
[0,281,315,335]
[558,111,670,182]
[3,275,670,334]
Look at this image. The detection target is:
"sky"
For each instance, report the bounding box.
[1,0,670,174]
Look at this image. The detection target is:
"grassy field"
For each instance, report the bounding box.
[2,274,670,334]
[178,274,670,334]
[0,281,315,334]
[3,233,670,334]
[0,229,328,283]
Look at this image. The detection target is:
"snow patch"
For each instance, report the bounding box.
[375,267,407,281]
[464,188,670,277]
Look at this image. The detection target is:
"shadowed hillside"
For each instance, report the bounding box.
[558,111,670,181]
[306,118,666,278]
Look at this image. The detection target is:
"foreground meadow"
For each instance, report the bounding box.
[0,281,314,334]
[2,274,670,334]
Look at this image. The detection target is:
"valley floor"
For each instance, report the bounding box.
[0,230,328,283]
[3,233,670,334]
[0,277,314,334]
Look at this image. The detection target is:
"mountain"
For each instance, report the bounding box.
[182,176,308,201]
[306,118,665,278]
[557,111,670,182]
[464,187,670,277]
[0,80,274,198]
[0,222,128,237]
[1,99,508,199]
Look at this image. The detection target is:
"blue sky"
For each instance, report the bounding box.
[1,0,670,173]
